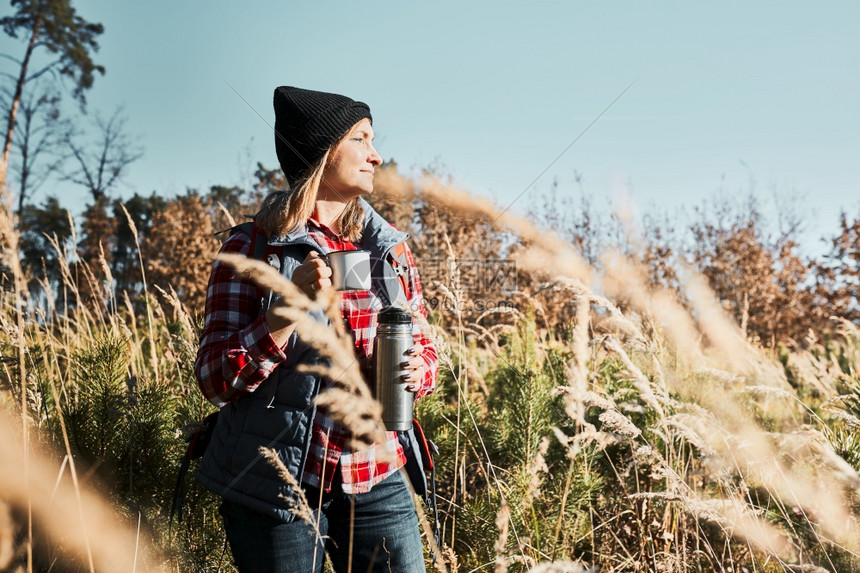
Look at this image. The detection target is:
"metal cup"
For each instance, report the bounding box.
[326,249,371,291]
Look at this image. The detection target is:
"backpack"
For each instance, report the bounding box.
[170,222,440,548]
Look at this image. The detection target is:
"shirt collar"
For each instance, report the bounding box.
[307,216,343,239]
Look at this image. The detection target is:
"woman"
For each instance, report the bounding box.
[194,86,438,572]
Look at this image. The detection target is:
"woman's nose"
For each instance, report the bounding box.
[368,145,382,166]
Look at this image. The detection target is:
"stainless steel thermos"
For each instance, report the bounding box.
[374,307,414,431]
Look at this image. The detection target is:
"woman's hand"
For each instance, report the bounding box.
[265,251,331,345]
[291,251,332,299]
[400,342,426,393]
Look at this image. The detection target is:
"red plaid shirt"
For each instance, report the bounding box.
[195,218,437,494]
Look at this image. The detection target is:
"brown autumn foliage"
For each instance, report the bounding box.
[79,198,115,268]
[814,211,860,326]
[690,216,816,347]
[525,181,859,346]
[39,163,860,347]
[142,193,221,313]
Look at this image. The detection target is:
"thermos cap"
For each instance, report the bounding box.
[378,306,412,324]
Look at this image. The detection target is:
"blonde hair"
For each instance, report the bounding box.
[255,129,366,242]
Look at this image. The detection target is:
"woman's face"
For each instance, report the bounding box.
[319,118,382,202]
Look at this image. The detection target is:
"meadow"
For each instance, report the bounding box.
[1,164,859,572]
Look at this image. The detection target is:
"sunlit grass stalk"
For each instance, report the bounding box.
[122,291,144,377]
[441,236,466,550]
[119,203,159,383]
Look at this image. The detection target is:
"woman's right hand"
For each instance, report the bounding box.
[290,251,332,299]
[265,251,332,346]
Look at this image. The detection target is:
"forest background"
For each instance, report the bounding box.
[1,1,860,572]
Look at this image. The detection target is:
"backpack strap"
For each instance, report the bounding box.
[388,242,411,302]
[226,221,277,264]
[373,241,410,308]
[231,221,283,311]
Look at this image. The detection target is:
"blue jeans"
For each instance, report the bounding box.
[220,470,426,572]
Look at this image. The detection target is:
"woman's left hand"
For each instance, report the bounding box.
[400,343,425,393]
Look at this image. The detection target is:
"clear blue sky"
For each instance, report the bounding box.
[3,1,858,248]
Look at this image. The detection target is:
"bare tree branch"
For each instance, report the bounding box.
[0,53,23,65]
[9,79,70,211]
[25,61,60,83]
[62,107,144,202]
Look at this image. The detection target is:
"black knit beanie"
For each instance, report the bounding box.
[273,86,372,187]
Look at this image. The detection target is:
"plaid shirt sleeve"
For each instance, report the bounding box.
[195,231,287,407]
[401,241,438,400]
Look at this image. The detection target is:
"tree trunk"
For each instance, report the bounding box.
[17,132,31,215]
[1,16,42,192]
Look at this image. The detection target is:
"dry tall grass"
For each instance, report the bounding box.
[377,169,860,571]
[0,415,159,571]
[0,165,859,572]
